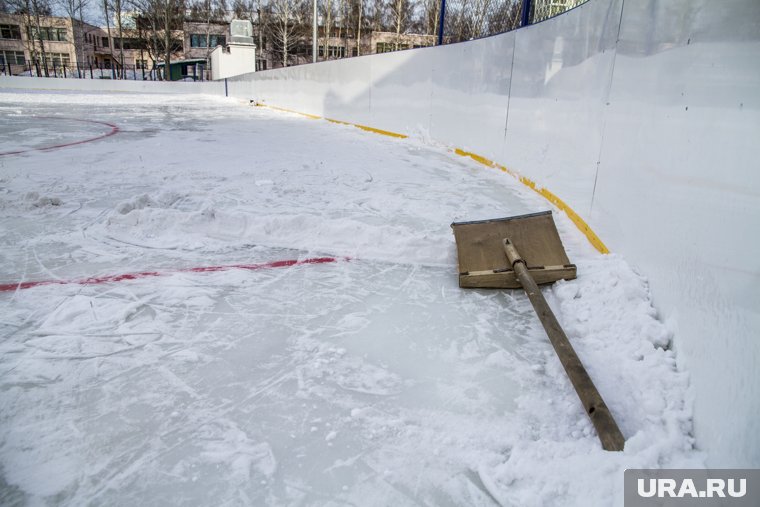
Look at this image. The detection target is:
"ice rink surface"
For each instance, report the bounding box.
[0,91,702,506]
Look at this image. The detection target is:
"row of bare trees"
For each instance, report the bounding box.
[229,0,429,67]
[229,0,522,67]
[1,0,525,75]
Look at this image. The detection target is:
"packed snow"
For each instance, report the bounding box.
[0,90,703,506]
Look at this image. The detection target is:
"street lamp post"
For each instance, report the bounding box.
[313,0,318,63]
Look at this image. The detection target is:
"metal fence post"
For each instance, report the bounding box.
[437,0,446,45]
[521,0,532,27]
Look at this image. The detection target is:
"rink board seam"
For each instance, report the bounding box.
[255,103,610,255]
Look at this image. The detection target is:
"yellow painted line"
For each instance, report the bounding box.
[454,148,512,174]
[351,123,408,139]
[255,104,608,254]
[453,148,610,254]
[262,104,322,120]
[325,116,409,138]
[255,103,407,139]
[325,118,351,126]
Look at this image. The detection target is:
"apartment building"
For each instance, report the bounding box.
[0,12,194,77]
[1,13,88,73]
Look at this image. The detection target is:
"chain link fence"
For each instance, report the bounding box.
[440,0,523,43]
[440,0,588,44]
[532,0,588,23]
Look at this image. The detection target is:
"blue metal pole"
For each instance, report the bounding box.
[437,0,446,45]
[521,0,532,27]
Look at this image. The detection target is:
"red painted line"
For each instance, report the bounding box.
[0,257,344,293]
[0,116,120,157]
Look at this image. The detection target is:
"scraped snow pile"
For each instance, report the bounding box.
[0,91,703,506]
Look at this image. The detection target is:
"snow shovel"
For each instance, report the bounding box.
[451,211,625,451]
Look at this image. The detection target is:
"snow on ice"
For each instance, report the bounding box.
[0,91,703,506]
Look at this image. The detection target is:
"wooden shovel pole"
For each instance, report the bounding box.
[503,239,625,452]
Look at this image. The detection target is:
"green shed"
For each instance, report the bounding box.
[155,59,207,81]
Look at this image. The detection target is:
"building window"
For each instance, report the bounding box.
[135,59,148,69]
[37,53,71,67]
[0,24,22,40]
[114,37,145,50]
[0,50,26,65]
[29,27,68,42]
[318,45,345,58]
[102,37,109,47]
[190,34,225,48]
[376,42,409,53]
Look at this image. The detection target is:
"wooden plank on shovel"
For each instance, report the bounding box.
[451,211,576,289]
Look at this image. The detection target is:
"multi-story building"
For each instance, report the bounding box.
[0,12,188,77]
[1,12,142,76]
[1,13,88,74]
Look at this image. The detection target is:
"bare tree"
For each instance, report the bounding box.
[354,0,361,55]
[108,0,127,77]
[339,0,363,56]
[319,0,333,60]
[268,0,305,67]
[418,0,439,36]
[365,0,384,32]
[336,0,346,53]
[56,0,89,75]
[9,0,53,75]
[386,0,411,49]
[129,0,184,79]
[188,0,228,62]
[101,0,115,74]
[131,0,157,70]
